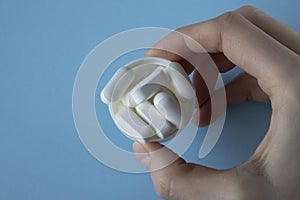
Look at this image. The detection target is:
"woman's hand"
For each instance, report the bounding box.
[133,6,300,200]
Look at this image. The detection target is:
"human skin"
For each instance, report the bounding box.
[132,6,300,200]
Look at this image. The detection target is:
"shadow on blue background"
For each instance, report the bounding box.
[0,0,299,199]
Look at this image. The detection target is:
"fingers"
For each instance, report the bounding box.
[210,53,236,72]
[193,72,269,127]
[176,53,236,112]
[147,9,300,97]
[132,142,219,199]
[235,5,300,55]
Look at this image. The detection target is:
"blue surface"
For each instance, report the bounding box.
[1,0,299,199]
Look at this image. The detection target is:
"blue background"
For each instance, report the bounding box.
[1,0,299,199]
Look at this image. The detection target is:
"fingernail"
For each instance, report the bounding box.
[133,142,151,169]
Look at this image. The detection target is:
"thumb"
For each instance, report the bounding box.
[132,141,185,171]
[132,142,218,199]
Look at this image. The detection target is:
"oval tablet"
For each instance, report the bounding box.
[136,101,177,139]
[166,63,195,100]
[130,84,161,106]
[153,91,181,128]
[101,67,135,104]
[122,67,168,107]
[114,104,155,143]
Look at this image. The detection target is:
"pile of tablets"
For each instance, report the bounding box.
[101,57,196,143]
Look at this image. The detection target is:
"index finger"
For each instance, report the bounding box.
[147,12,300,96]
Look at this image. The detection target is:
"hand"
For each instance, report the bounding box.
[133,6,300,200]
